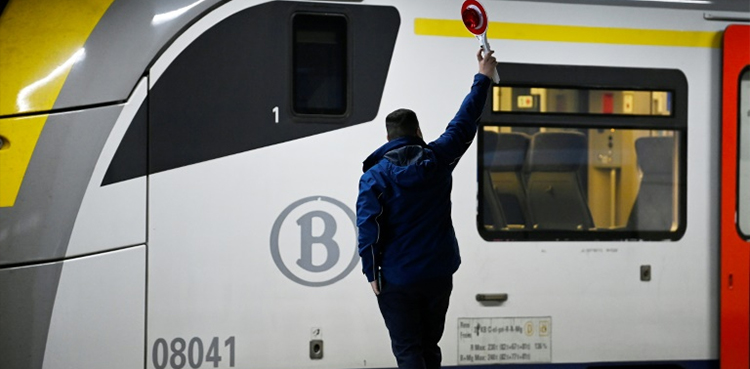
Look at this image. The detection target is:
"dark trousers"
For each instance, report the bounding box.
[376,275,453,369]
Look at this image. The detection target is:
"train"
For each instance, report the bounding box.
[1,0,749,368]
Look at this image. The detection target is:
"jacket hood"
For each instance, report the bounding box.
[362,136,436,188]
[362,136,426,172]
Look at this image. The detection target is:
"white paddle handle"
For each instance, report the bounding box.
[476,34,500,83]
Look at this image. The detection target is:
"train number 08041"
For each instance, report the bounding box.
[152,336,235,369]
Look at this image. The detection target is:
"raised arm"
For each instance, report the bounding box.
[429,49,497,167]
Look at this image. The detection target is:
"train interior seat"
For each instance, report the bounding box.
[486,132,531,228]
[627,136,675,231]
[482,131,506,229]
[525,131,594,230]
[482,170,508,229]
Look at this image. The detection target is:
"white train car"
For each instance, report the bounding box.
[1,0,749,368]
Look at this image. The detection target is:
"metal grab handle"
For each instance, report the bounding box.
[475,293,508,302]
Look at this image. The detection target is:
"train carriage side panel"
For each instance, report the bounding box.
[144,1,399,368]
[1,0,749,368]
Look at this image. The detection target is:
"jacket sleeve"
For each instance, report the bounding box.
[356,172,383,282]
[429,73,492,167]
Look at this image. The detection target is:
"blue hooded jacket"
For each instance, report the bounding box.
[357,74,491,285]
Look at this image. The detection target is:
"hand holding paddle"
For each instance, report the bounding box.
[462,0,500,82]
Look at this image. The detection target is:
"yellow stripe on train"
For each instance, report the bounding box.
[414,18,721,48]
[0,0,114,207]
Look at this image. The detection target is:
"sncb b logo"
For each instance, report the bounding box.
[270,196,358,286]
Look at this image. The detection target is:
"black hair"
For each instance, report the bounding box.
[385,108,420,140]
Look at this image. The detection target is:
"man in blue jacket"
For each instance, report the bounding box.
[356,48,497,369]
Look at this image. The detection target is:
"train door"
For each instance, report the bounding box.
[720,24,750,369]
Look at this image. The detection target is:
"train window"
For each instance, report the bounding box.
[292,14,347,115]
[492,87,673,116]
[480,126,681,238]
[739,68,750,237]
[478,63,687,241]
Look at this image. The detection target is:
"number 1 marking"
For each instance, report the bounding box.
[272,106,279,123]
[225,336,235,367]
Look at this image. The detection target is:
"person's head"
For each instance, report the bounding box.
[386,108,422,141]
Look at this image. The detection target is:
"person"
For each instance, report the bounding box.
[356,48,497,369]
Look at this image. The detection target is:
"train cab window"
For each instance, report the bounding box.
[739,68,750,237]
[478,63,687,241]
[292,14,347,115]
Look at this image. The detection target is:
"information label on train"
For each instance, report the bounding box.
[457,317,552,364]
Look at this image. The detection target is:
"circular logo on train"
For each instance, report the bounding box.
[270,196,359,287]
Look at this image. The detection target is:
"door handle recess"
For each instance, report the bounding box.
[475,293,508,303]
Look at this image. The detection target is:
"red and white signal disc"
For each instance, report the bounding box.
[461,0,488,35]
